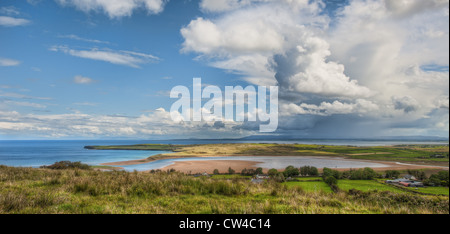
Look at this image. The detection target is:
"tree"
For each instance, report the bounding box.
[300,166,308,176]
[300,166,319,176]
[241,168,248,175]
[283,165,299,177]
[385,170,400,179]
[347,168,378,180]
[268,168,278,177]
[362,167,377,180]
[241,168,256,176]
[407,169,427,180]
[418,171,427,181]
[255,167,264,175]
[437,171,449,186]
[213,169,220,175]
[228,167,235,175]
[437,171,448,179]
[424,171,449,187]
[310,166,319,176]
[425,175,441,186]
[300,166,318,176]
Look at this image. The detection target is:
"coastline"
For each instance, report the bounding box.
[100,155,199,166]
[88,143,449,172]
[158,158,449,174]
[99,154,449,173]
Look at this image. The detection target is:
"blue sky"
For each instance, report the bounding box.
[1,0,228,116]
[0,0,449,139]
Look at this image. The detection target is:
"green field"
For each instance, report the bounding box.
[405,186,449,196]
[293,177,323,181]
[337,180,407,193]
[283,181,334,193]
[210,174,252,179]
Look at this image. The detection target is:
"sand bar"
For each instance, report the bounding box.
[157,160,262,174]
[100,156,195,166]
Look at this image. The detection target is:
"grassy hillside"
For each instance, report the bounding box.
[0,166,448,214]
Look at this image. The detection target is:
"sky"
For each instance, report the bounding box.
[0,0,448,140]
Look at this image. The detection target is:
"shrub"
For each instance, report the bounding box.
[272,172,286,183]
[40,161,91,170]
[322,168,341,179]
[325,176,338,186]
[324,176,339,192]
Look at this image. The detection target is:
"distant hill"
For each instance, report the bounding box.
[238,135,449,142]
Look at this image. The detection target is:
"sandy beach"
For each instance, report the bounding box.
[157,160,262,174]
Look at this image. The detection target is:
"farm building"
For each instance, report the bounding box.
[409,182,424,187]
[398,182,411,187]
[255,174,269,179]
[386,178,412,184]
[404,175,417,180]
[387,179,424,187]
[431,154,445,158]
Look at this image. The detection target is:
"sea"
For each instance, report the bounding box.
[0,139,448,171]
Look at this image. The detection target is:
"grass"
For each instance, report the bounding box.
[283,181,333,194]
[404,187,449,196]
[211,174,252,179]
[293,177,323,181]
[90,165,122,170]
[337,180,407,194]
[1,165,447,214]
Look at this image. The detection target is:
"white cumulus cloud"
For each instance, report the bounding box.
[180,0,449,137]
